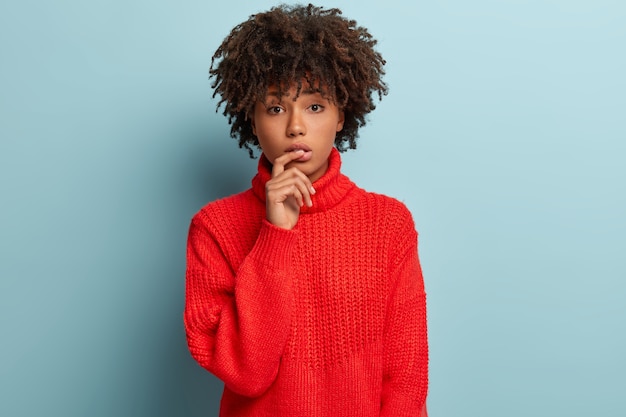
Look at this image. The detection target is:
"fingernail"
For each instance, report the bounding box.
[310,186,316,194]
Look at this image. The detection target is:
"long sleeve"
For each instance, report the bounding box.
[380,224,429,417]
[184,215,297,397]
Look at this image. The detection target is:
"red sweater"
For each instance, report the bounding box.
[185,148,428,416]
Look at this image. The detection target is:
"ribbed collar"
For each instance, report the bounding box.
[252,148,356,213]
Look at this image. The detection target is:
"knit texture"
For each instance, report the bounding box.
[185,148,428,417]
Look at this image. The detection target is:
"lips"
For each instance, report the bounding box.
[286,144,313,162]
[286,144,312,152]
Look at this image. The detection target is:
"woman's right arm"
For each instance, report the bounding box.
[184,215,297,397]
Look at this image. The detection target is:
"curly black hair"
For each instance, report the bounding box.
[209,3,388,157]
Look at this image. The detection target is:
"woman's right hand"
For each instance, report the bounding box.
[264,150,316,230]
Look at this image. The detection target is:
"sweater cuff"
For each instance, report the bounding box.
[248,219,298,270]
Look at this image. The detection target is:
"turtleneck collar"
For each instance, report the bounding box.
[251,147,356,214]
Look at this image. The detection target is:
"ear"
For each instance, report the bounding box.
[336,110,345,132]
[250,114,256,136]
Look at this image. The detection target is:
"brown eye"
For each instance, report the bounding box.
[309,104,324,112]
[268,106,283,114]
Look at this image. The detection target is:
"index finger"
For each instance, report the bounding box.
[271,150,305,178]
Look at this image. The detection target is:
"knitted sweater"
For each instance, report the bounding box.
[184,148,428,417]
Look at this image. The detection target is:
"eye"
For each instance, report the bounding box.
[267,106,283,114]
[309,104,324,113]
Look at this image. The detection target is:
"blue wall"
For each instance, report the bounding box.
[1,1,624,416]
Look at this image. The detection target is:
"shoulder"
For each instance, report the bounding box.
[343,188,418,251]
[191,189,262,230]
[349,189,419,271]
[355,189,416,228]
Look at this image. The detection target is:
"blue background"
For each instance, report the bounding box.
[1,0,624,416]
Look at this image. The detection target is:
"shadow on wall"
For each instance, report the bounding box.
[188,129,258,207]
[156,315,223,417]
[153,125,256,417]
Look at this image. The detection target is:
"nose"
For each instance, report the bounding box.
[286,109,306,137]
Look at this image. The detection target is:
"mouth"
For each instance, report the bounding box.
[286,144,313,162]
[285,144,312,153]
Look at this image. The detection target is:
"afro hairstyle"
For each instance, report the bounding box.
[209,3,388,157]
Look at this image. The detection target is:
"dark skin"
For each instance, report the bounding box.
[253,82,344,230]
[265,150,315,230]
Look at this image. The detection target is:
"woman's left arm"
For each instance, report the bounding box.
[380,223,429,417]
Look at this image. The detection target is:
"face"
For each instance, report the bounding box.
[251,82,345,182]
